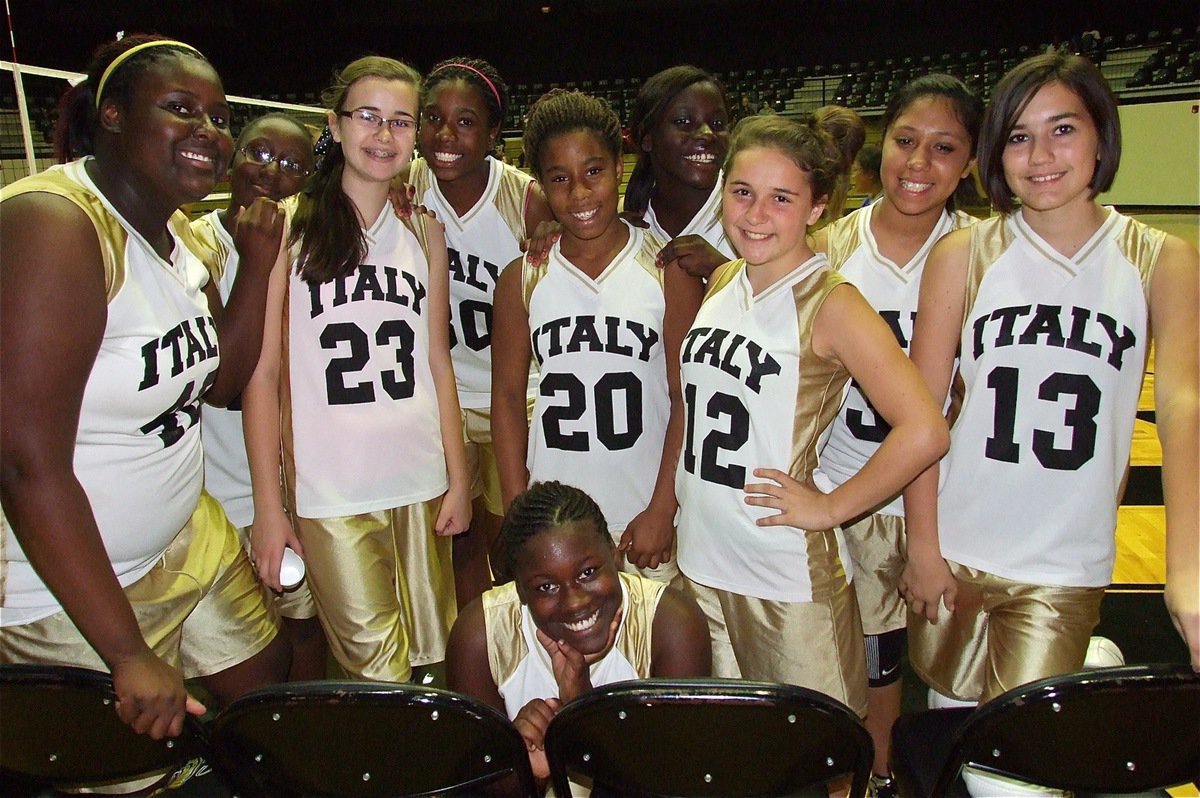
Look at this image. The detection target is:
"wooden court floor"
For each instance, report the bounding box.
[1115,348,1168,587]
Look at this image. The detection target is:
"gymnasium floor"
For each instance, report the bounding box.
[1115,348,1167,588]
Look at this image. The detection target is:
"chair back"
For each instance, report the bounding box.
[544,678,873,797]
[0,664,212,793]
[928,664,1200,796]
[210,681,538,797]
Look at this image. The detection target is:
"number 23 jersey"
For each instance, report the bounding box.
[676,256,853,603]
[938,210,1162,587]
[286,206,446,518]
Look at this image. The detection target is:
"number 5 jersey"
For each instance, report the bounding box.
[284,205,446,519]
[937,209,1162,588]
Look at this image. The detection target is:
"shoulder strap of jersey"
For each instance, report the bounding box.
[822,210,863,271]
[494,161,534,242]
[1112,213,1167,302]
[962,214,1012,328]
[2,165,127,301]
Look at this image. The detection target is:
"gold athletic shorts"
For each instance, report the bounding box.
[463,406,504,517]
[908,561,1103,703]
[841,512,906,636]
[678,574,868,717]
[295,497,455,681]
[0,491,280,679]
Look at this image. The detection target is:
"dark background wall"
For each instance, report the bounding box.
[10,0,1198,95]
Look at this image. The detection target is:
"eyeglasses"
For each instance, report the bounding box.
[239,145,311,178]
[336,108,415,132]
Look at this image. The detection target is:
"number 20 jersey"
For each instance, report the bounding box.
[523,223,670,536]
[285,206,446,519]
[676,256,853,603]
[938,210,1162,588]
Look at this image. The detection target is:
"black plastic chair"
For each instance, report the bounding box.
[890,664,1200,798]
[544,678,873,798]
[210,681,538,797]
[0,664,218,796]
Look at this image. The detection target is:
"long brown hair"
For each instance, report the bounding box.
[289,56,422,285]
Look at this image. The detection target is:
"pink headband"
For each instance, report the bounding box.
[432,63,502,112]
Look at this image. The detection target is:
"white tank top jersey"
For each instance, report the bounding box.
[1,159,218,624]
[676,256,854,603]
[285,205,447,518]
[192,210,254,528]
[522,222,671,536]
[813,205,973,516]
[410,156,534,409]
[641,178,737,261]
[937,210,1161,588]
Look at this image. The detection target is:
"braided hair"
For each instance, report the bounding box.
[521,89,622,181]
[424,57,509,129]
[499,481,610,579]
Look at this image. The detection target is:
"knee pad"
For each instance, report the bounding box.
[866,627,905,687]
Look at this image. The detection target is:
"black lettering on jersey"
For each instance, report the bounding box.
[447,248,500,292]
[878,309,916,350]
[138,316,220,391]
[681,327,781,394]
[973,304,1136,372]
[140,370,216,447]
[308,265,427,319]
[454,298,492,352]
[531,316,659,364]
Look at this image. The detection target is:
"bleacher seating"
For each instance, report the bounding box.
[3,24,1197,159]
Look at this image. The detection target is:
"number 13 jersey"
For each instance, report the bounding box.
[285,206,446,518]
[676,256,854,603]
[938,210,1162,587]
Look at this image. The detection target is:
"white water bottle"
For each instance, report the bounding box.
[279,547,306,589]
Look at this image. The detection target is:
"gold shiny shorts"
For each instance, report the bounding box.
[0,491,279,679]
[908,561,1103,703]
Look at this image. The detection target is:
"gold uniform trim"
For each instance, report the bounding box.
[789,269,855,601]
[1,167,135,302]
[821,211,863,271]
[492,163,535,245]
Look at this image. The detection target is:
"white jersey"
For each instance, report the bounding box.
[483,572,662,719]
[641,179,736,260]
[284,205,447,518]
[523,223,670,536]
[1,160,218,624]
[410,157,534,409]
[938,210,1160,587]
[676,256,853,603]
[813,205,972,516]
[192,211,253,528]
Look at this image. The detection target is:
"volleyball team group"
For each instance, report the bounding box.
[0,30,1196,796]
